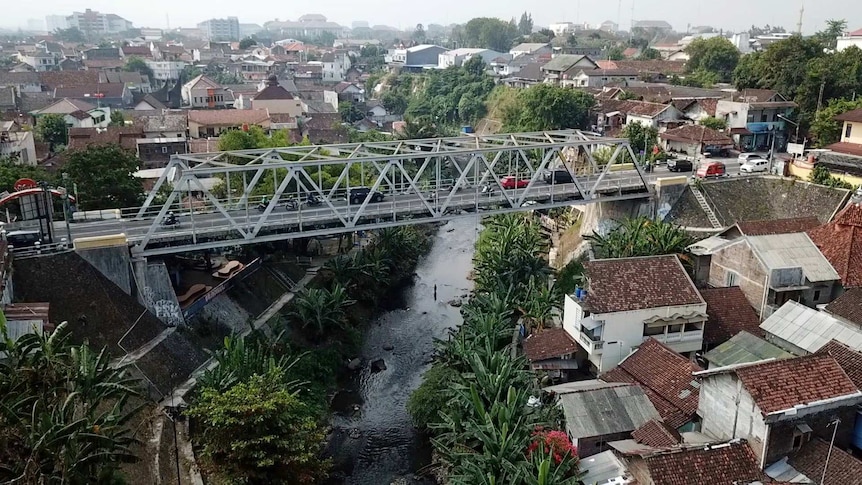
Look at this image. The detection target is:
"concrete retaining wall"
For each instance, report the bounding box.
[76,246,133,295]
[137,261,184,327]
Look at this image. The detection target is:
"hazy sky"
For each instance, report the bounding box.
[4,0,861,34]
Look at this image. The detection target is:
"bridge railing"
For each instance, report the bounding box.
[9,240,72,259]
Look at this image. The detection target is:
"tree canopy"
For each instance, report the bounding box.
[518,12,534,35]
[63,144,144,209]
[463,17,520,52]
[810,98,862,147]
[502,84,595,132]
[35,114,68,150]
[684,37,740,81]
[53,27,85,43]
[405,57,495,124]
[239,37,257,49]
[123,56,153,79]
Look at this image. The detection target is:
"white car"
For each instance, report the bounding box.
[738,153,762,163]
[740,158,769,173]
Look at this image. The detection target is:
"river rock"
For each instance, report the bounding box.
[349,428,361,439]
[383,344,395,351]
[347,358,362,371]
[448,298,462,307]
[370,359,387,372]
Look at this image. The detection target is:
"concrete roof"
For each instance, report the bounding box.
[760,300,862,353]
[703,330,792,368]
[748,233,840,283]
[557,382,660,439]
[578,451,632,484]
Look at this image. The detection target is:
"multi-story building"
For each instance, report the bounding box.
[264,14,346,39]
[45,15,68,32]
[66,9,133,37]
[181,75,235,109]
[145,60,188,82]
[715,89,797,152]
[197,17,241,41]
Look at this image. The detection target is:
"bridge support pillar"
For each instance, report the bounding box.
[132,255,185,327]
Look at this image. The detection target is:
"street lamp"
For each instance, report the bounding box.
[777,114,806,161]
[61,173,73,245]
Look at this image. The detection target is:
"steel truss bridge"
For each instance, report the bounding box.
[70,130,653,257]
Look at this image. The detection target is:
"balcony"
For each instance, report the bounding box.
[746,121,786,133]
[578,331,604,354]
[644,329,704,344]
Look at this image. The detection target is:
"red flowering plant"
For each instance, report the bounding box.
[526,427,579,465]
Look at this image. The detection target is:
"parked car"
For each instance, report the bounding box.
[740,158,769,173]
[704,146,730,157]
[5,230,43,248]
[738,152,761,163]
[500,176,530,189]
[667,159,693,172]
[543,169,574,184]
[348,187,384,204]
[695,161,727,178]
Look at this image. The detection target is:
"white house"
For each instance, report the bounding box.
[837,28,862,51]
[563,255,707,374]
[145,60,188,81]
[509,42,552,58]
[625,102,685,130]
[0,122,37,165]
[438,48,509,69]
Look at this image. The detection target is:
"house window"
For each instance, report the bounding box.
[644,323,665,336]
[668,324,683,334]
[846,123,853,139]
[761,113,768,123]
[813,290,821,301]
[726,271,739,287]
[162,146,168,154]
[792,424,812,450]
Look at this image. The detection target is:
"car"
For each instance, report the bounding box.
[348,187,384,204]
[5,230,43,248]
[543,169,574,184]
[738,152,761,163]
[667,159,693,172]
[500,176,530,189]
[704,146,730,157]
[695,161,727,178]
[740,158,769,173]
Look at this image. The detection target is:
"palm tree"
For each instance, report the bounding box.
[198,335,305,393]
[289,285,353,339]
[586,216,694,261]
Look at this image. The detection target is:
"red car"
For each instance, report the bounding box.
[500,176,530,189]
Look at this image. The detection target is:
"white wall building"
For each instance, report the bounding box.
[438,48,509,69]
[837,28,862,51]
[146,60,188,81]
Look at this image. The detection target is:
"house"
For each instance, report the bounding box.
[816,339,862,390]
[187,109,270,138]
[120,45,153,59]
[509,43,552,58]
[67,126,142,153]
[16,49,58,72]
[31,98,112,129]
[699,287,764,350]
[99,71,152,93]
[824,287,862,326]
[522,327,580,381]
[320,51,350,82]
[690,226,841,318]
[133,94,167,111]
[0,72,43,94]
[670,97,719,123]
[624,101,684,130]
[0,122,37,165]
[492,54,549,78]
[576,451,632,485]
[715,89,797,152]
[333,82,364,103]
[624,440,771,485]
[600,338,703,430]
[695,353,862,467]
[38,70,100,91]
[145,60,188,82]
[824,108,862,157]
[389,44,447,70]
[837,27,862,52]
[438,48,508,69]
[562,255,707,373]
[760,300,862,355]
[659,125,733,157]
[251,76,303,117]
[567,68,639,88]
[501,62,546,89]
[546,380,660,457]
[3,302,51,343]
[702,330,792,369]
[128,110,188,168]
[53,84,132,109]
[181,75,234,109]
[600,21,619,33]
[136,136,187,168]
[365,100,399,124]
[782,438,862,484]
[540,54,597,85]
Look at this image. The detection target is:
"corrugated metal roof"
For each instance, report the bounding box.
[748,233,840,283]
[703,330,792,367]
[558,383,660,439]
[760,301,862,353]
[578,450,633,484]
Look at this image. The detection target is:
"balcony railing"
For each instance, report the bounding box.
[578,331,603,354]
[645,329,704,344]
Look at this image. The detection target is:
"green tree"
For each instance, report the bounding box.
[188,371,330,483]
[518,12,534,36]
[339,100,364,123]
[815,19,848,50]
[109,110,125,126]
[63,144,143,209]
[699,116,728,130]
[317,31,337,47]
[608,45,625,60]
[622,123,659,159]
[810,98,862,146]
[123,56,154,79]
[463,17,520,52]
[503,84,595,132]
[53,27,85,43]
[732,52,763,89]
[586,217,694,261]
[381,90,408,115]
[684,37,740,80]
[638,47,662,60]
[809,164,853,189]
[0,159,50,193]
[743,35,823,101]
[239,37,257,49]
[413,23,427,43]
[289,285,352,340]
[35,114,68,149]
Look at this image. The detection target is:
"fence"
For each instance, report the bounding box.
[181,257,262,320]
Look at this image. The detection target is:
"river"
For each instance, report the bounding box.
[326,218,479,484]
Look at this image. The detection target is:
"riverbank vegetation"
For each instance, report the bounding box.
[186,226,431,483]
[408,214,580,483]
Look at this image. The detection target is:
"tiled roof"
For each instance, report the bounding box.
[826,288,862,325]
[39,70,100,89]
[835,108,862,123]
[825,141,862,157]
[121,45,152,57]
[522,328,579,362]
[736,217,821,236]
[584,255,703,314]
[0,71,41,86]
[728,89,781,103]
[788,438,862,485]
[808,203,862,287]
[600,338,702,429]
[127,110,188,133]
[624,100,671,118]
[659,124,733,145]
[183,74,223,91]
[187,109,270,126]
[735,354,859,415]
[67,126,143,151]
[613,59,687,75]
[83,59,125,69]
[55,83,126,99]
[700,287,763,346]
[631,419,681,448]
[816,339,862,390]
[252,84,294,101]
[644,440,769,485]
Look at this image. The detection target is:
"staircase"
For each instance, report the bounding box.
[690,185,723,229]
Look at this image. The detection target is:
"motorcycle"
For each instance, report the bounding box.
[284,199,300,211]
[162,214,180,227]
[481,183,495,195]
[306,194,322,207]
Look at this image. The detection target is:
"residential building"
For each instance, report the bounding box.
[0,122,37,165]
[562,255,707,373]
[549,22,577,36]
[760,300,862,355]
[699,287,764,350]
[320,52,350,82]
[567,68,638,88]
[500,62,546,89]
[509,43,552,58]
[437,48,508,69]
[624,101,683,130]
[264,15,346,39]
[783,438,862,484]
[623,440,771,485]
[837,28,862,52]
[659,125,734,157]
[690,224,841,318]
[388,45,447,70]
[599,21,619,33]
[197,17,240,41]
[539,54,597,85]
[522,327,579,381]
[181,75,234,109]
[808,202,862,288]
[67,126,142,153]
[128,110,187,139]
[632,20,674,32]
[334,82,364,103]
[251,77,303,117]
[99,71,152,93]
[0,72,42,94]
[825,108,862,157]
[695,354,862,467]
[136,137,187,168]
[702,330,792,369]
[53,84,132,109]
[715,89,797,152]
[3,302,51,343]
[546,380,660,457]
[120,45,153,59]
[601,338,703,430]
[66,9,133,36]
[187,109,270,138]
[824,287,862,327]
[16,49,58,72]
[816,339,862,389]
[31,98,112,130]
[145,60,188,82]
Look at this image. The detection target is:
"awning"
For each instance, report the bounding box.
[582,317,604,330]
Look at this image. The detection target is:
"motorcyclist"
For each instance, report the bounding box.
[166,211,177,225]
[307,193,320,205]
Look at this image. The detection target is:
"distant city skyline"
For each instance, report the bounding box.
[2,0,861,35]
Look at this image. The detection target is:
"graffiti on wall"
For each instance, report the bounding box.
[141,286,184,327]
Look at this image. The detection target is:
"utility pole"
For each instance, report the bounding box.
[821,418,840,485]
[797,1,804,35]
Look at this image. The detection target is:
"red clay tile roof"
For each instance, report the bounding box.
[54,83,126,98]
[816,339,862,390]
[788,438,862,485]
[522,328,579,362]
[835,108,862,123]
[644,440,769,485]
[825,142,862,157]
[735,354,859,415]
[121,45,152,57]
[736,217,822,236]
[39,70,100,90]
[584,255,703,314]
[187,109,270,126]
[612,60,688,75]
[808,203,862,287]
[631,419,682,448]
[700,287,763,346]
[825,288,862,325]
[659,124,733,145]
[67,126,142,151]
[601,338,702,429]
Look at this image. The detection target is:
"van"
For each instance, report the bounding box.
[6,230,43,248]
[543,169,574,184]
[695,162,726,178]
[740,158,769,173]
